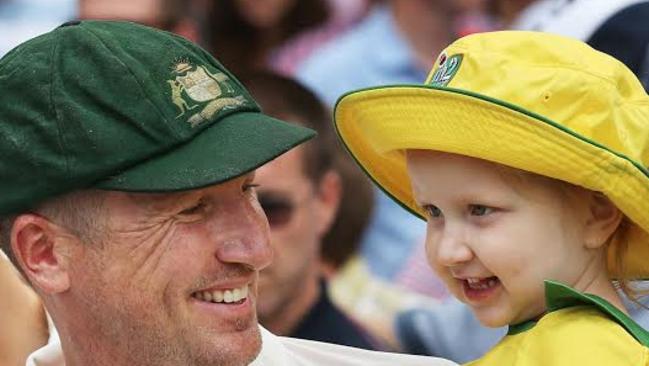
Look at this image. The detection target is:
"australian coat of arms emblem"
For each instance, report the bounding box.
[169,59,247,127]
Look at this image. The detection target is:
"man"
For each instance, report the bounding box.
[0,20,454,366]
[243,72,377,349]
[0,18,312,366]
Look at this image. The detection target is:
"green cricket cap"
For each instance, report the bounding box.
[0,20,315,215]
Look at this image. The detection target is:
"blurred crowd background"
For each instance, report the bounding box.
[3,0,649,364]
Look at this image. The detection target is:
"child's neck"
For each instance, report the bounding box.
[571,269,629,315]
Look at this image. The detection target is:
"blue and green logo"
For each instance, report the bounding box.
[429,53,463,87]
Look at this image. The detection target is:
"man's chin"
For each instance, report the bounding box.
[246,327,264,363]
[235,321,262,365]
[194,325,262,366]
[226,325,263,365]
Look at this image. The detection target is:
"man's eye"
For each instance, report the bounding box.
[469,204,492,216]
[179,200,207,216]
[244,183,260,193]
[244,183,260,201]
[423,204,442,218]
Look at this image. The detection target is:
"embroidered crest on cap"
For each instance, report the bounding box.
[169,59,247,127]
[429,52,463,87]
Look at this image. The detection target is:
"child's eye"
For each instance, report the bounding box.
[423,204,443,218]
[469,204,493,216]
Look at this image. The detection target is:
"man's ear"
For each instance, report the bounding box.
[584,192,624,249]
[11,214,77,294]
[314,170,342,238]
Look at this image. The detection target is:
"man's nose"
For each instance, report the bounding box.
[212,201,273,271]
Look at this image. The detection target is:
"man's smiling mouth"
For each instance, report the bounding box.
[192,285,248,304]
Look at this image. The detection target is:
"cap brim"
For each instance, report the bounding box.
[335,84,649,278]
[96,111,315,191]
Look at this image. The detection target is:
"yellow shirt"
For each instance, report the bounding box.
[466,281,649,366]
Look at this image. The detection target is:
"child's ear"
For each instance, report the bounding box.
[584,192,623,249]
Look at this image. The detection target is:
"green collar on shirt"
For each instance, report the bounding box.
[507,280,649,346]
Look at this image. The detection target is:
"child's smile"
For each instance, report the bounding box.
[406,150,618,327]
[461,277,501,303]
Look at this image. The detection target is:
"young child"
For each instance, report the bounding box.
[334,31,649,364]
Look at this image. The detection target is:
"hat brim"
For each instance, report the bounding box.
[96,111,315,191]
[335,84,649,279]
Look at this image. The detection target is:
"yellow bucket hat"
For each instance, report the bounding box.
[334,31,649,279]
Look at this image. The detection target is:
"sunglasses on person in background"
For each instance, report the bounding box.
[258,194,296,228]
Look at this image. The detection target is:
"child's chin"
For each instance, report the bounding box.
[478,317,508,328]
[472,307,513,328]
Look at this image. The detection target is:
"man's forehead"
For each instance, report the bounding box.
[125,190,197,207]
[122,172,256,207]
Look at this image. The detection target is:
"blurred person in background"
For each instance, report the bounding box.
[503,0,649,91]
[0,0,75,56]
[294,0,501,355]
[206,0,368,76]
[0,252,48,366]
[454,0,497,37]
[78,0,203,43]
[296,0,457,310]
[487,0,534,26]
[319,152,374,278]
[243,71,380,349]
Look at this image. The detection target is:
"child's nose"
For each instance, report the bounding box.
[432,226,474,267]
